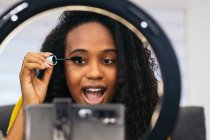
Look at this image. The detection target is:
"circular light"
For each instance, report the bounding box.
[141,21,148,28]
[11,15,18,22]
[0,1,181,140]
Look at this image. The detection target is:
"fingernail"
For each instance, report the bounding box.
[46,59,53,65]
[44,62,50,68]
[41,64,45,69]
[45,52,53,56]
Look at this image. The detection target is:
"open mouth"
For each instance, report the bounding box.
[82,87,106,104]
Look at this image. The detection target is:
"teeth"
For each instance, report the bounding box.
[82,87,105,103]
[86,88,103,92]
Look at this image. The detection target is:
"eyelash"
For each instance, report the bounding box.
[101,59,116,64]
[69,56,116,65]
[70,56,85,64]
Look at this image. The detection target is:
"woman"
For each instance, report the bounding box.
[7,11,158,140]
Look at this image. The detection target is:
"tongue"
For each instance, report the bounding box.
[86,92,102,101]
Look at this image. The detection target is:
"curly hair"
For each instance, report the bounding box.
[40,11,158,140]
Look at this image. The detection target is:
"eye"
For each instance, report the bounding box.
[101,59,116,64]
[70,56,86,65]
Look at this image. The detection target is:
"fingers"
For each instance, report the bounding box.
[19,52,54,105]
[24,52,52,67]
[41,65,54,84]
[20,52,53,81]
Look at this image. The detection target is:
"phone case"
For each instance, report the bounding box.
[24,103,125,140]
[24,104,53,140]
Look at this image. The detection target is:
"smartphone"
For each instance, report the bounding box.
[24,100,125,140]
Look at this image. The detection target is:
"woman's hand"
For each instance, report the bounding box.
[19,52,54,105]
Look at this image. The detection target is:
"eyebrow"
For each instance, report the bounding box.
[70,48,117,55]
[102,48,117,53]
[70,49,88,55]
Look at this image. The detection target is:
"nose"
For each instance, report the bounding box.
[86,61,103,80]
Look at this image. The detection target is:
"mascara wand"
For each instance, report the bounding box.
[46,55,73,65]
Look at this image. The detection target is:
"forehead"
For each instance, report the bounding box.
[65,22,115,51]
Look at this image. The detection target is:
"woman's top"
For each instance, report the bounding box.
[7,98,22,134]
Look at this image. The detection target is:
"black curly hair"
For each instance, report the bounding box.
[40,11,158,140]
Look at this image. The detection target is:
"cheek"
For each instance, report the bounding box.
[64,66,82,91]
[106,68,118,88]
[64,66,85,103]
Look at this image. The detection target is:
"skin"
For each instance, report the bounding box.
[65,22,117,104]
[7,21,117,140]
[6,52,54,140]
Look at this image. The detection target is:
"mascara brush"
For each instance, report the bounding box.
[46,55,80,65]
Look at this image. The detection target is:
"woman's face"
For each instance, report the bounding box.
[64,22,117,104]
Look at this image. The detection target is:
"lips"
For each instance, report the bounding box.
[82,86,106,104]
